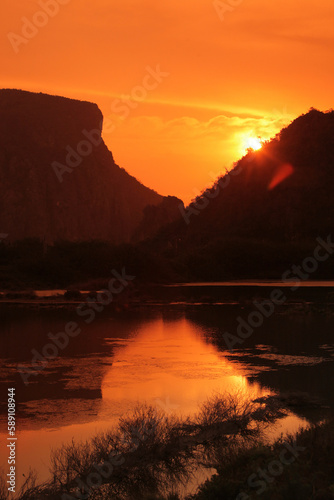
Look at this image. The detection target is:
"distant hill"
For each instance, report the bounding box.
[0,89,182,244]
[177,108,334,242]
[150,108,334,279]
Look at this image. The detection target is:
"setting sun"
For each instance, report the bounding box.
[245,136,263,151]
[1,0,334,497]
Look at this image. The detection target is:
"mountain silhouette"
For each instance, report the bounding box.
[0,89,182,244]
[178,108,334,241]
[1,105,334,287]
[150,108,334,279]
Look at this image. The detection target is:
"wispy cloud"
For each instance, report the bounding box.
[103,110,293,202]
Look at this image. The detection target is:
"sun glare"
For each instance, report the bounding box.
[245,136,263,151]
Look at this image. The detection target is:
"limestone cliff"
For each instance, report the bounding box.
[0,89,177,244]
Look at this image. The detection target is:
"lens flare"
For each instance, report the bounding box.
[268,163,294,190]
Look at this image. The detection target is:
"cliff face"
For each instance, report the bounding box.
[0,89,174,244]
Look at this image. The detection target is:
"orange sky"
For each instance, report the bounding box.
[1,0,333,202]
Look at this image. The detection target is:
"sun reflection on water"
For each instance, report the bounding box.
[101,317,269,417]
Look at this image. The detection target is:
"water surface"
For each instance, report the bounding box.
[0,304,333,493]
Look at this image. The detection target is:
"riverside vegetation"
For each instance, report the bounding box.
[1,392,333,500]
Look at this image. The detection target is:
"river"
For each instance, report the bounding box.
[0,300,333,495]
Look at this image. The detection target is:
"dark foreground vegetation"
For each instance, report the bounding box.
[1,393,334,500]
[0,392,284,499]
[2,236,334,291]
[190,418,334,500]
